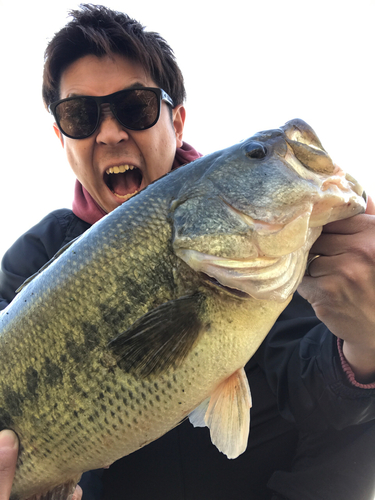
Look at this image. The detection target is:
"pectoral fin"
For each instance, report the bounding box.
[189,397,210,427]
[108,294,205,377]
[189,367,252,459]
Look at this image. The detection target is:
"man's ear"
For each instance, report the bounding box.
[53,123,64,147]
[173,105,186,149]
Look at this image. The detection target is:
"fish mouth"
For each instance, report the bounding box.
[104,164,143,201]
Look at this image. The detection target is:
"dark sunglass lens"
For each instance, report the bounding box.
[114,90,159,130]
[55,97,98,138]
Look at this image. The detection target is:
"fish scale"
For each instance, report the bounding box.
[0,119,366,499]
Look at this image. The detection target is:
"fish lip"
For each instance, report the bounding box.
[219,196,302,232]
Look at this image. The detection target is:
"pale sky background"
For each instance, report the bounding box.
[0,0,374,260]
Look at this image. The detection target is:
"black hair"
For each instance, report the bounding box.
[42,4,186,108]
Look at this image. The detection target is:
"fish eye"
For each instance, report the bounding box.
[245,142,267,159]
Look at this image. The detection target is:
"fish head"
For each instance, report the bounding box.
[172,119,366,302]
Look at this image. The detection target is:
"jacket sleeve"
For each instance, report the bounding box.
[256,291,375,432]
[0,210,85,310]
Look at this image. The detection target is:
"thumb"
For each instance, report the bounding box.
[72,485,83,500]
[0,430,19,500]
[365,194,375,215]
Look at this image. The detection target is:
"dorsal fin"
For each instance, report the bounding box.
[16,237,80,293]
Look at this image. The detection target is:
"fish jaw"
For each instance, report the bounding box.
[281,145,366,227]
[280,119,366,223]
[175,225,321,302]
[308,165,366,226]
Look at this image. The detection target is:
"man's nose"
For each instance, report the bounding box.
[95,104,129,145]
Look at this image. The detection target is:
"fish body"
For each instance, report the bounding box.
[0,119,366,499]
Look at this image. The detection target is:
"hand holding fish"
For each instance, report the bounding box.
[68,485,83,500]
[0,430,82,500]
[0,430,18,500]
[298,196,375,383]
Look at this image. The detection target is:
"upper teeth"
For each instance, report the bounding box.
[106,164,135,175]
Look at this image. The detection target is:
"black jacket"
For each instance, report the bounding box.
[1,209,375,500]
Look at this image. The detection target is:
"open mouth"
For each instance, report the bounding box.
[104,164,143,201]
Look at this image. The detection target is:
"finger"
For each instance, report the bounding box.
[365,194,375,215]
[312,215,375,256]
[304,254,331,278]
[323,213,370,235]
[303,252,358,283]
[72,485,83,500]
[0,430,19,500]
[305,254,320,276]
[309,232,350,256]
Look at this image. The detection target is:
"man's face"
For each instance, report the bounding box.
[54,53,185,213]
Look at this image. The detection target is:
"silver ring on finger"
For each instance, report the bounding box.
[305,254,321,277]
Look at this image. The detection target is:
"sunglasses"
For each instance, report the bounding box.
[48,87,175,139]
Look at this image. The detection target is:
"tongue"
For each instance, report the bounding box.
[110,169,142,196]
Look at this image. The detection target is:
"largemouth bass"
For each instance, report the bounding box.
[0,119,366,500]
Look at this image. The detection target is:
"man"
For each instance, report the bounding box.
[2,5,375,500]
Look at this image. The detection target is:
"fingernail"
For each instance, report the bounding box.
[0,430,18,449]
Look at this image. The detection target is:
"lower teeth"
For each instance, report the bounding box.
[113,190,138,201]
